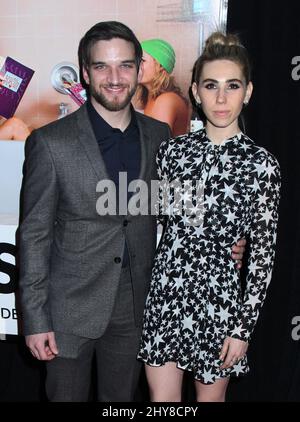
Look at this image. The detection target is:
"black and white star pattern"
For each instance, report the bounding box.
[137,129,281,384]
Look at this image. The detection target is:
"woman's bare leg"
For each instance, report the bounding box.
[195,377,230,402]
[145,362,184,402]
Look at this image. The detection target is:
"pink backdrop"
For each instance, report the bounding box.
[0,0,226,129]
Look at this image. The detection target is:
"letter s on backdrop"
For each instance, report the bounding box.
[0,243,17,294]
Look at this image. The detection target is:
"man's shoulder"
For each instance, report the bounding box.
[135,110,170,131]
[25,107,87,154]
[33,106,84,139]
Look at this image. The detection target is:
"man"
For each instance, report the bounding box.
[19,21,245,402]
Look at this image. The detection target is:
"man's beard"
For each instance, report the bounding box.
[90,83,137,111]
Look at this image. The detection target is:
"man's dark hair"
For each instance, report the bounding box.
[78,21,143,90]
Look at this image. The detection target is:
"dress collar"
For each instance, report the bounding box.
[197,128,244,149]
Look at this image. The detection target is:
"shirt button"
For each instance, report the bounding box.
[114,257,121,264]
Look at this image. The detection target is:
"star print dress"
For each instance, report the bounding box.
[137,129,281,384]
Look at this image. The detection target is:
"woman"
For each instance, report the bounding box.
[137,32,281,402]
[135,38,189,136]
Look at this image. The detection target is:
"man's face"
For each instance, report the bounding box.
[83,38,142,112]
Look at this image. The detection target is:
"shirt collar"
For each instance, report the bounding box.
[87,100,138,141]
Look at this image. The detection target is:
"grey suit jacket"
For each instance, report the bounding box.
[19,103,171,339]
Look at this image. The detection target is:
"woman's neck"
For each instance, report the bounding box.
[206,122,241,145]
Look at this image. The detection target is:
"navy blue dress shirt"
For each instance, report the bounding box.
[87,100,141,267]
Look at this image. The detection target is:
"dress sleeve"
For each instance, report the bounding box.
[230,153,281,342]
[155,139,171,226]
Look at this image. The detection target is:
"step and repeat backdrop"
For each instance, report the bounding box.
[0,141,24,336]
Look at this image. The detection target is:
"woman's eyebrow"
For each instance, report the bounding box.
[201,78,243,84]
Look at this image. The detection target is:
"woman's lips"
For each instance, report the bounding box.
[213,110,230,118]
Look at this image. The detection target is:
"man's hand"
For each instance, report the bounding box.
[231,238,246,269]
[219,336,248,369]
[26,332,58,361]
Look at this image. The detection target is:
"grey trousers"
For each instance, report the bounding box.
[46,267,143,402]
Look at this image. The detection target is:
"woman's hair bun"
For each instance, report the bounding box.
[204,32,243,52]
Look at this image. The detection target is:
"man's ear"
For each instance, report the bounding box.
[137,60,144,83]
[191,82,201,104]
[82,67,90,86]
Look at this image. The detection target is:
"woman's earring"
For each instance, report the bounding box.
[243,100,249,106]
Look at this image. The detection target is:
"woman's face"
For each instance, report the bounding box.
[140,52,158,85]
[192,59,252,133]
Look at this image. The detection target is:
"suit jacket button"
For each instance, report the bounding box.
[114,257,121,264]
[123,219,128,227]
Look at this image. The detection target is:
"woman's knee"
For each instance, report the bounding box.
[146,362,183,402]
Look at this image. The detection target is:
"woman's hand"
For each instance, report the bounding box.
[219,336,248,369]
[232,238,246,269]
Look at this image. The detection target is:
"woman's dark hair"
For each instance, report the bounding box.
[78,21,143,90]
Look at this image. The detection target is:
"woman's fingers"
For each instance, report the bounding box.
[219,337,229,361]
[221,355,238,369]
[219,337,248,369]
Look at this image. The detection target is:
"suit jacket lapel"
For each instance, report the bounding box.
[136,112,151,182]
[75,104,109,181]
[74,106,152,217]
[75,106,150,183]
[126,113,153,220]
